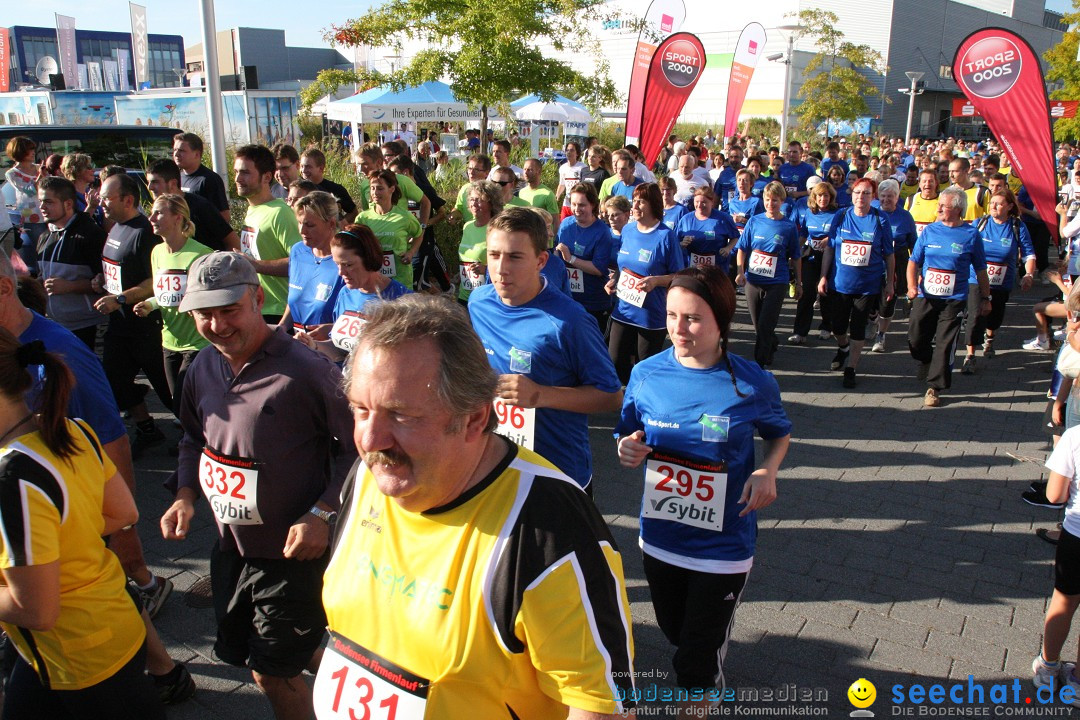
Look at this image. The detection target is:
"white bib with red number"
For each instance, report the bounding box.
[154,269,187,308]
[987,262,1007,287]
[102,258,123,295]
[643,451,727,531]
[459,263,487,291]
[314,632,428,720]
[492,398,536,450]
[330,311,366,352]
[923,267,956,297]
[240,225,260,259]
[199,447,262,525]
[616,269,646,307]
[567,267,584,294]
[381,252,397,279]
[840,240,872,267]
[690,252,715,268]
[748,249,777,278]
[915,222,929,237]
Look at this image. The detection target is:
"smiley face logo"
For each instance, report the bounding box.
[848,678,877,709]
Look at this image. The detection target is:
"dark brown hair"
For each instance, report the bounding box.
[368,169,402,206]
[633,183,664,223]
[0,331,76,457]
[669,266,745,396]
[332,223,383,273]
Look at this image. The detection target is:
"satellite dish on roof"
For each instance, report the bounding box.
[35,57,59,86]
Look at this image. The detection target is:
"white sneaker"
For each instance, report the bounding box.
[1033,655,1061,688]
[1023,336,1050,351]
[1062,664,1080,707]
[818,328,832,340]
[787,334,805,345]
[871,333,886,353]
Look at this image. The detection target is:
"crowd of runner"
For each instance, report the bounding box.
[1,123,1080,718]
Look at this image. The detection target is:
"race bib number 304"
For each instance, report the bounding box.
[567,267,584,294]
[492,398,536,450]
[314,632,429,720]
[643,450,727,532]
[199,447,262,525]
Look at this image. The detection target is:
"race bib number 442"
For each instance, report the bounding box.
[314,632,429,720]
[643,451,727,531]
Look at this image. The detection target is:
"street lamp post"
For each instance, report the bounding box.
[197,0,227,182]
[773,24,806,149]
[904,71,924,146]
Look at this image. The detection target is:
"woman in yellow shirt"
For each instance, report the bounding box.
[0,331,164,719]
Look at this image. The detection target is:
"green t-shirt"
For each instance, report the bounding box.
[505,197,529,209]
[455,184,474,224]
[457,221,489,301]
[240,199,301,316]
[598,175,619,203]
[519,186,559,216]
[149,238,213,352]
[356,207,422,289]
[358,174,424,215]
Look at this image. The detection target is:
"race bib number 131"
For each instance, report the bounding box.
[314,632,429,720]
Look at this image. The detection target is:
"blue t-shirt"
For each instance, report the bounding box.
[832,184,852,209]
[287,243,344,329]
[663,204,689,231]
[777,162,815,195]
[728,196,764,233]
[712,167,739,211]
[675,210,740,273]
[751,177,768,198]
[541,251,571,296]
[735,214,801,286]
[611,179,642,201]
[20,311,126,445]
[909,222,987,301]
[611,222,686,329]
[614,349,792,567]
[332,280,411,319]
[826,207,894,296]
[972,216,1035,291]
[795,206,836,255]
[468,282,621,488]
[882,206,918,252]
[557,217,613,312]
[821,158,850,179]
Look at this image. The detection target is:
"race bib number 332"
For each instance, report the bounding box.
[643,450,727,531]
[199,447,262,525]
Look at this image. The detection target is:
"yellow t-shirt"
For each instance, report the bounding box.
[0,420,145,690]
[960,184,990,222]
[320,443,634,719]
[906,193,939,238]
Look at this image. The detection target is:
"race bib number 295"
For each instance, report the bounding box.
[643,450,727,531]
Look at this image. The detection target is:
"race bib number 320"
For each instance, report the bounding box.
[199,447,262,525]
[314,632,429,720]
[643,451,727,531]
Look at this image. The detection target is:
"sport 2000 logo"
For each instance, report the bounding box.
[958,36,1022,99]
[661,39,702,88]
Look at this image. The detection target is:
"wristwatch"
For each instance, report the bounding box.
[308,505,338,526]
[115,294,127,306]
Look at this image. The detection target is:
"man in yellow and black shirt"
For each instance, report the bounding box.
[906,168,941,239]
[319,294,635,720]
[949,158,989,222]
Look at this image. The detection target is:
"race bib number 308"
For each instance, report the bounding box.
[643,450,727,531]
[314,632,429,720]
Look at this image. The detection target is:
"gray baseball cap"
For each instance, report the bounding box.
[178,252,260,313]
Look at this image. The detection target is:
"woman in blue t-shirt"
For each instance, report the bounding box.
[872,179,919,353]
[827,164,851,209]
[606,183,686,384]
[789,182,837,344]
[281,191,344,336]
[735,182,802,368]
[615,265,791,704]
[675,187,739,274]
[555,183,614,331]
[660,177,689,231]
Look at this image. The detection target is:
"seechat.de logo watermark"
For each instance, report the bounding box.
[849,674,1077,717]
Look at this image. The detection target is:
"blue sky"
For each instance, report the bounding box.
[5,0,375,50]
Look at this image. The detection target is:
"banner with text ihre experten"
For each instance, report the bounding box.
[639,32,707,168]
[952,28,1059,243]
[623,0,686,148]
[723,23,767,143]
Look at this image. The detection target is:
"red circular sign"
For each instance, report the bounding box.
[661,39,702,88]
[958,36,1022,99]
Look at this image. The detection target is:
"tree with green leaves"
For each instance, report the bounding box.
[788,9,887,141]
[301,0,624,140]
[1043,3,1080,141]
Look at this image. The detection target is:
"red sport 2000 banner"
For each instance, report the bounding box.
[638,32,707,169]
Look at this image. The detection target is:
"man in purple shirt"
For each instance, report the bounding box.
[160,252,356,720]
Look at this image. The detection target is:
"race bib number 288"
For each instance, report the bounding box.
[314,632,429,720]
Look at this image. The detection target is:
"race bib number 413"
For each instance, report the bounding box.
[314,632,429,720]
[154,269,187,307]
[643,451,727,531]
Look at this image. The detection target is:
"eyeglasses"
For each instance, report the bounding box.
[494,180,513,186]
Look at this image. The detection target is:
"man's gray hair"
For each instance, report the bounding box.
[343,294,498,433]
[940,186,968,215]
[0,251,16,283]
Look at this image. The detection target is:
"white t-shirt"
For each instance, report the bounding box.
[635,162,657,184]
[557,161,586,206]
[673,173,708,205]
[1046,426,1080,537]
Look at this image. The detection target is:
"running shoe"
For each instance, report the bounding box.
[830,348,849,371]
[131,425,166,459]
[787,334,806,345]
[923,388,940,407]
[818,328,832,340]
[1022,488,1065,509]
[843,367,856,388]
[1055,327,1068,342]
[1037,527,1061,545]
[982,337,995,358]
[153,662,197,705]
[871,332,886,353]
[1033,655,1064,689]
[1023,336,1050,351]
[961,356,975,375]
[139,576,174,619]
[1062,665,1080,707]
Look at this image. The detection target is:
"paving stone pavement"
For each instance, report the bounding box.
[129,286,1077,718]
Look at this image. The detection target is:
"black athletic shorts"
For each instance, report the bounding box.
[831,293,880,341]
[1055,526,1080,595]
